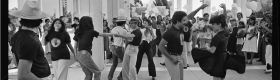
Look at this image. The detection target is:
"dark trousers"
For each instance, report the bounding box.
[151,40,157,56]
[236,44,243,55]
[136,41,157,77]
[108,46,124,78]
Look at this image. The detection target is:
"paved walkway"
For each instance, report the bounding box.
[8,30,272,80]
[9,54,272,80]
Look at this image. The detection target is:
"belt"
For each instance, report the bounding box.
[169,52,181,56]
[113,45,123,48]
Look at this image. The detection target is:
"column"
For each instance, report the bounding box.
[103,0,108,20]
[107,0,119,25]
[187,0,193,14]
[41,0,60,18]
[89,0,105,69]
[107,0,113,25]
[177,0,182,11]
[241,0,248,24]
[113,0,119,18]
[202,0,211,15]
[124,0,130,19]
[170,0,175,17]
[79,0,90,17]
[77,0,105,69]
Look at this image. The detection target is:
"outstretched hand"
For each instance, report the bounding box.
[219,3,226,9]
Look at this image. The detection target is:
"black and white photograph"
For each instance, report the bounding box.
[4,0,279,80]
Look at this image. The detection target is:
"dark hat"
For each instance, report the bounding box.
[130,17,139,22]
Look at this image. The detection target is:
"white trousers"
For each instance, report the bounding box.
[122,45,139,80]
[265,45,272,66]
[165,55,184,80]
[41,75,53,80]
[182,42,192,66]
[52,59,70,80]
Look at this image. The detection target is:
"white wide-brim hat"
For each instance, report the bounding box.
[116,15,127,22]
[10,0,50,19]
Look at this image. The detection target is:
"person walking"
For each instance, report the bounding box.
[135,18,157,80]
[158,4,208,80]
[42,19,75,80]
[114,17,142,80]
[10,0,52,79]
[73,16,116,80]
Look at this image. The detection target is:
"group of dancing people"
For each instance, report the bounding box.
[8,0,272,80]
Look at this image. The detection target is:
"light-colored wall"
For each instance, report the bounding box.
[107,0,114,25]
[187,0,193,14]
[103,0,108,20]
[17,0,27,10]
[41,0,60,18]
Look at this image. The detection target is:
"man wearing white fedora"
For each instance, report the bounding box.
[114,16,142,80]
[10,0,52,80]
[108,15,128,80]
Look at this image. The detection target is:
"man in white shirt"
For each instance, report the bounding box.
[191,18,200,48]
[237,12,246,26]
[108,17,129,80]
[197,13,210,48]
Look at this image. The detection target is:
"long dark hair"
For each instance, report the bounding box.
[47,19,66,39]
[143,18,153,37]
[75,16,94,38]
[49,19,66,33]
[103,19,108,27]
[238,21,245,28]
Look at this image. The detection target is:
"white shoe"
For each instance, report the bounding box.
[265,69,272,73]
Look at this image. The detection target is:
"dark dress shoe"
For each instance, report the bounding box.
[160,63,165,66]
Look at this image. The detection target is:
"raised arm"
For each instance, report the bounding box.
[220,3,227,18]
[114,33,135,40]
[186,4,209,22]
[99,33,116,37]
[41,31,48,46]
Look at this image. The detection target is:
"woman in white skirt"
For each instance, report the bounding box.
[242,17,258,64]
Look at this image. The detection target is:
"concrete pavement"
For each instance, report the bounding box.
[9,54,272,80]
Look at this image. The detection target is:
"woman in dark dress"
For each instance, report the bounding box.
[227,18,238,54]
[192,14,230,80]
[103,20,112,59]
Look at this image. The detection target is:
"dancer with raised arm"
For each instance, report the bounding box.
[158,4,208,80]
